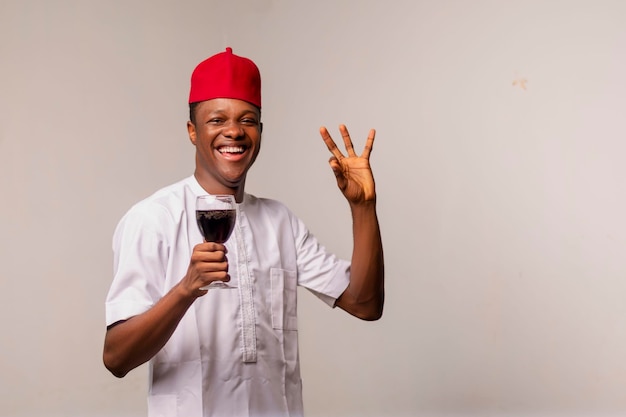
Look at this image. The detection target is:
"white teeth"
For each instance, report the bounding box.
[218,146,245,154]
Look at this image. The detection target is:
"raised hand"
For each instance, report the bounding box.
[319,124,377,204]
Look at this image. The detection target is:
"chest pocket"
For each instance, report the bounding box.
[270,268,298,331]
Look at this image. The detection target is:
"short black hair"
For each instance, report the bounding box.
[189,102,200,125]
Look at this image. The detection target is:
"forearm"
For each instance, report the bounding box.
[337,201,385,320]
[103,283,196,377]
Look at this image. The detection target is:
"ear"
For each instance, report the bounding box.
[259,122,263,134]
[187,121,197,145]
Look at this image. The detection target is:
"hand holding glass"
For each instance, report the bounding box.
[196,195,237,289]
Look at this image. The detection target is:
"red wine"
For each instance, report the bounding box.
[196,209,236,243]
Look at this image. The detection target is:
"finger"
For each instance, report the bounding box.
[194,242,227,253]
[201,271,231,287]
[198,259,229,274]
[339,124,357,157]
[328,157,343,178]
[329,158,347,189]
[360,128,376,159]
[319,126,345,160]
[215,274,231,283]
[191,248,227,264]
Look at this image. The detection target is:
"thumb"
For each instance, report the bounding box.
[328,157,343,178]
[328,158,347,190]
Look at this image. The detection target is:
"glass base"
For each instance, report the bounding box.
[201,282,237,290]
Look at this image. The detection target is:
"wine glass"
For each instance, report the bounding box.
[196,194,237,289]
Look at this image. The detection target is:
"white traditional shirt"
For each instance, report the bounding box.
[105,176,351,417]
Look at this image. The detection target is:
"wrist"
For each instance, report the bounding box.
[349,199,377,214]
[170,281,200,305]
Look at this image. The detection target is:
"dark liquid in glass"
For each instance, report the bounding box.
[196,209,236,243]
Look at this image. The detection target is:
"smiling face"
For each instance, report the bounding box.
[187,98,262,201]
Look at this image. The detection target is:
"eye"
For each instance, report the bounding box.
[241,118,259,126]
[207,118,224,125]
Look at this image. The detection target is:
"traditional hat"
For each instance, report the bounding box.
[188,47,261,108]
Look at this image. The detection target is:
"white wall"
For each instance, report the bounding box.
[2,1,626,416]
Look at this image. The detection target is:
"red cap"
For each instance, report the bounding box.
[188,47,261,108]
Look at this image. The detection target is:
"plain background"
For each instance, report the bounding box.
[2,1,626,416]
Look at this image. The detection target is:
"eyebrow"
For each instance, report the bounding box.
[207,108,259,117]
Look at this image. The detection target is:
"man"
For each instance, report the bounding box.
[103,47,384,417]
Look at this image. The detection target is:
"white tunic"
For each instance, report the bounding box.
[105,176,350,417]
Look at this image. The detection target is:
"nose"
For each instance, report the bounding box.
[222,120,245,139]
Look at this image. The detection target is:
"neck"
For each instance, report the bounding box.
[193,172,246,203]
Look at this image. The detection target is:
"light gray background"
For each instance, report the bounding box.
[2,1,626,416]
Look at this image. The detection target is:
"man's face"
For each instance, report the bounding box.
[188,98,262,194]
